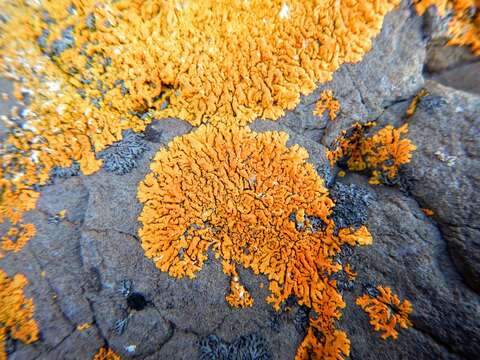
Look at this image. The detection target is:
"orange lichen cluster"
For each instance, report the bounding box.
[356,286,412,340]
[0,223,36,258]
[327,122,416,184]
[0,269,39,359]
[92,347,121,360]
[0,0,400,127]
[414,0,480,55]
[138,124,373,359]
[314,90,341,121]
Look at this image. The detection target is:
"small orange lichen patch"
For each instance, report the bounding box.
[223,261,254,308]
[421,208,435,216]
[0,223,36,258]
[414,0,480,55]
[327,122,416,184]
[356,286,412,340]
[92,347,121,360]
[138,124,373,359]
[76,323,92,331]
[406,89,428,117]
[314,90,341,121]
[0,269,39,359]
[344,264,357,281]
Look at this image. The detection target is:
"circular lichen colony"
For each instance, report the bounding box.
[137,124,373,359]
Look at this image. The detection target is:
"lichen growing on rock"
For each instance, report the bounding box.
[314,90,340,121]
[0,0,401,127]
[327,122,417,185]
[0,269,39,359]
[199,332,271,360]
[138,124,373,359]
[98,130,148,175]
[356,286,412,340]
[414,0,480,55]
[0,223,36,258]
[92,347,121,360]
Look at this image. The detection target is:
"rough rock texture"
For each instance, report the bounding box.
[1,2,479,360]
[405,80,480,294]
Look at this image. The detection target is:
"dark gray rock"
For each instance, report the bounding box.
[405,80,480,293]
[334,174,480,360]
[432,62,480,95]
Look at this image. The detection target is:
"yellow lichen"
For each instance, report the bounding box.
[92,347,121,360]
[0,269,39,359]
[138,124,373,359]
[356,286,412,340]
[327,122,416,184]
[314,90,341,121]
[414,0,480,55]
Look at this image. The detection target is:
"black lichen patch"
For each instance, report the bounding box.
[330,182,371,231]
[199,332,271,360]
[98,130,148,175]
[127,292,147,311]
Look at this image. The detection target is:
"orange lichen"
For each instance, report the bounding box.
[421,208,435,216]
[344,264,357,281]
[0,0,401,263]
[92,347,121,360]
[406,89,428,117]
[0,269,39,359]
[356,286,412,340]
[0,0,401,127]
[76,323,92,331]
[414,0,480,55]
[314,90,341,121]
[223,261,254,308]
[138,124,373,359]
[0,223,36,258]
[327,122,416,184]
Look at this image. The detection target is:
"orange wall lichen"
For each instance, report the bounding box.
[327,122,416,184]
[0,0,401,271]
[314,90,340,121]
[0,223,36,258]
[0,269,39,359]
[414,0,480,55]
[0,0,401,128]
[356,286,412,340]
[92,347,121,360]
[137,124,373,359]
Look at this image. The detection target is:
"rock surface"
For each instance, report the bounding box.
[0,2,479,360]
